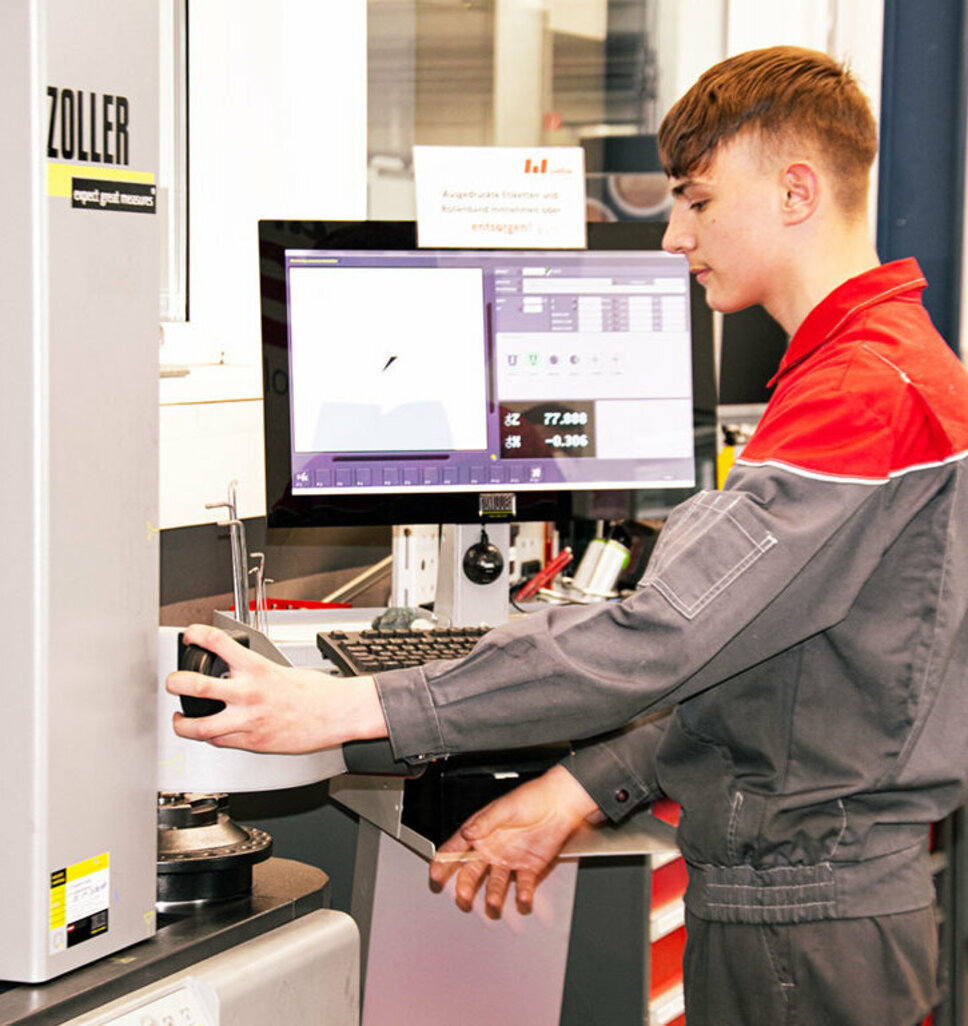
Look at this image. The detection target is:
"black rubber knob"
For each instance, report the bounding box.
[176,630,249,718]
[463,538,504,584]
[178,645,229,718]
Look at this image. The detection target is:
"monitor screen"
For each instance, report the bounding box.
[718,304,789,409]
[260,220,703,529]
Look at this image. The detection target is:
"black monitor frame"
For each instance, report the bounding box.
[259,219,715,532]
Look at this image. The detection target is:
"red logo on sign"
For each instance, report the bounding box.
[524,158,548,174]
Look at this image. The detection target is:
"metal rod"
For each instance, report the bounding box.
[249,552,268,635]
[322,555,394,604]
[205,481,250,624]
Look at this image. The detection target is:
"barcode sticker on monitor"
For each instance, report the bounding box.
[479,492,517,517]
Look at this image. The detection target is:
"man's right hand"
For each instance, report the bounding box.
[166,623,387,753]
[429,764,602,917]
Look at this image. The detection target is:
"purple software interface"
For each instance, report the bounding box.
[285,246,695,496]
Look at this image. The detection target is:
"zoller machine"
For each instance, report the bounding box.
[0,3,358,1022]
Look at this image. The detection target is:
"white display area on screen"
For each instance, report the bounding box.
[289,265,489,454]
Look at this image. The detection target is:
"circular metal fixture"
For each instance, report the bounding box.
[156,792,272,909]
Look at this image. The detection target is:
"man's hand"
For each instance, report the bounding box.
[430,764,601,917]
[166,623,387,752]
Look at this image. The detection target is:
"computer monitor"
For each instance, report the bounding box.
[719,304,789,410]
[259,219,706,534]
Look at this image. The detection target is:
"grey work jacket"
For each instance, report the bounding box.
[375,260,968,923]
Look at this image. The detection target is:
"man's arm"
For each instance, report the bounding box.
[376,464,898,764]
[168,464,896,759]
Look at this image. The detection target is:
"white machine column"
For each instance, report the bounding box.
[0,0,160,982]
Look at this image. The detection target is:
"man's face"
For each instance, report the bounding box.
[663,134,785,316]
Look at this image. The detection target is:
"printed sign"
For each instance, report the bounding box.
[45,83,156,214]
[414,145,586,249]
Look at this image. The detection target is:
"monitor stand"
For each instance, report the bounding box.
[435,523,511,628]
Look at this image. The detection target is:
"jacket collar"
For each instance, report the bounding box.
[767,258,927,388]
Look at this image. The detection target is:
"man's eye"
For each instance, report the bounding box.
[689,199,708,212]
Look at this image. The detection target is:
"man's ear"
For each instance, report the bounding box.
[780,161,819,225]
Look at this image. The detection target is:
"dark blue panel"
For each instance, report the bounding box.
[878,0,967,352]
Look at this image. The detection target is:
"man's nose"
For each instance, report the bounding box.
[662,208,694,254]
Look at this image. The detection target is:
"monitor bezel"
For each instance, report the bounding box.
[259,218,713,530]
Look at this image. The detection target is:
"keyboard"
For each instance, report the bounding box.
[316,626,490,676]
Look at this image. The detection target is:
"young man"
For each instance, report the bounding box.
[169,47,968,1025]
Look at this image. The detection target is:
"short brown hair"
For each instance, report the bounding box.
[658,46,878,215]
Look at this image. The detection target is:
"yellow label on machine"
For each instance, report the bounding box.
[49,852,110,954]
[46,162,154,197]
